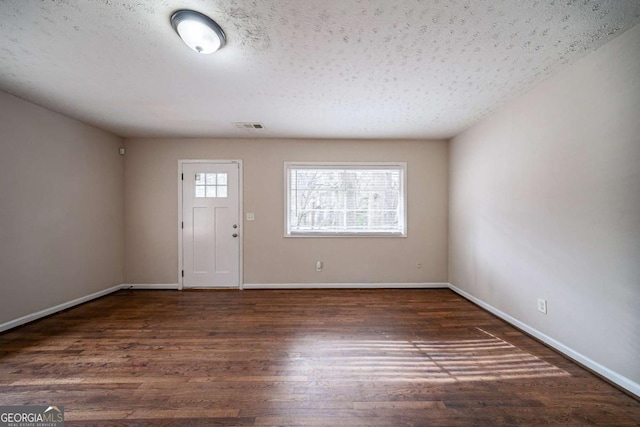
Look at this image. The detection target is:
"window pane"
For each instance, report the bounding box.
[205,173,216,185]
[195,186,206,198]
[206,186,217,198]
[217,185,227,198]
[217,173,227,185]
[195,173,205,185]
[286,164,406,236]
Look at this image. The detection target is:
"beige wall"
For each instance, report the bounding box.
[0,91,124,324]
[450,24,640,386]
[124,138,448,284]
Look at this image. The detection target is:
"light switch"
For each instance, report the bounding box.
[246,213,255,221]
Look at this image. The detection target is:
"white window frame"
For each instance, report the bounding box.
[284,162,407,238]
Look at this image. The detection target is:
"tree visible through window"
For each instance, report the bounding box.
[285,163,406,236]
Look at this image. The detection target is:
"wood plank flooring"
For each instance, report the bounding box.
[0,289,638,426]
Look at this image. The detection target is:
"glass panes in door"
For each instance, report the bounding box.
[195,173,228,198]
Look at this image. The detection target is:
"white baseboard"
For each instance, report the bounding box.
[0,284,180,333]
[448,283,640,399]
[0,285,123,333]
[242,282,449,289]
[123,284,180,290]
[1,282,442,332]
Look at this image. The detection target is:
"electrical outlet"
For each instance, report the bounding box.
[537,298,547,314]
[416,261,423,269]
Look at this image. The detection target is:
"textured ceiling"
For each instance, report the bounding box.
[1,0,639,139]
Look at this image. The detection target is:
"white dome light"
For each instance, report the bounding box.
[170,10,226,54]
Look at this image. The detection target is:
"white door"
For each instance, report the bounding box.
[182,162,240,288]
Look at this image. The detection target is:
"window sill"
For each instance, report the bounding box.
[285,232,407,238]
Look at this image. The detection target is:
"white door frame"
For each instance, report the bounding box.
[178,159,243,290]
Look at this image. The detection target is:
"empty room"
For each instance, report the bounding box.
[1,1,639,425]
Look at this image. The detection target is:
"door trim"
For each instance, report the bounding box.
[178,159,243,290]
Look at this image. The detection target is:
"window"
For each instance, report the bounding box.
[285,162,407,237]
[195,172,228,198]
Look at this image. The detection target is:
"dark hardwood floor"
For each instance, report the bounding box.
[0,289,638,426]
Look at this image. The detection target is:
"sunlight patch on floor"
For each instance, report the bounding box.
[287,328,570,383]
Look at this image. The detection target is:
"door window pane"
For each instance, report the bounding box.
[195,172,228,198]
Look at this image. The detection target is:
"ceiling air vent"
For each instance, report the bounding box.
[233,122,265,130]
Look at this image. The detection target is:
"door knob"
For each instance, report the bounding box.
[232,224,238,228]
[232,233,238,238]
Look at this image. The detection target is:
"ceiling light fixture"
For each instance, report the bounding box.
[170,10,226,54]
